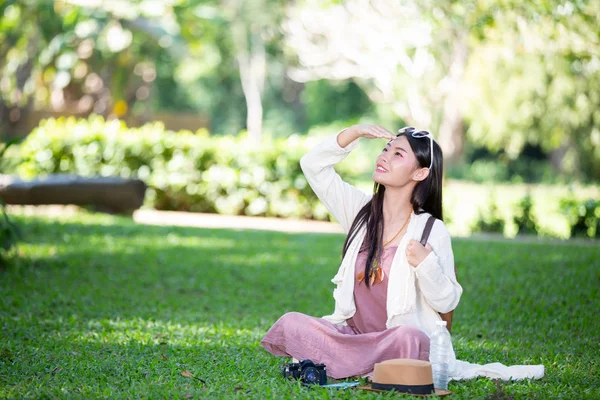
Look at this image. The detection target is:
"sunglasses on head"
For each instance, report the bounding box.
[397,126,433,170]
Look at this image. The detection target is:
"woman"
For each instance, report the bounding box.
[260,124,462,379]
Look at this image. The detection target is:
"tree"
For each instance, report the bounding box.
[283,0,600,177]
[284,0,473,162]
[462,1,600,180]
[174,0,288,141]
[0,0,177,137]
[0,0,294,140]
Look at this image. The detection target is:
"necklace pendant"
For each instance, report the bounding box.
[369,256,385,285]
[356,270,365,283]
[371,266,384,285]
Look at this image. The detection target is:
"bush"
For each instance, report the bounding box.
[471,195,505,234]
[513,193,539,235]
[16,116,358,221]
[0,138,22,263]
[560,197,600,238]
[447,158,559,184]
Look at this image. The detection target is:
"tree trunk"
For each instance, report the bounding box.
[549,141,570,174]
[283,72,306,131]
[437,33,468,165]
[1,32,38,139]
[232,18,265,143]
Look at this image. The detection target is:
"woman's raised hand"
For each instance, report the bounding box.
[348,124,396,140]
[337,124,395,148]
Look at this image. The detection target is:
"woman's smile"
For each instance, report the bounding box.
[375,164,388,173]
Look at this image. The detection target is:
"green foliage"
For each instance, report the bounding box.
[288,0,600,180]
[513,194,539,235]
[0,0,305,137]
[16,116,357,220]
[447,160,511,183]
[0,0,176,119]
[462,1,600,182]
[560,197,600,238]
[471,195,505,234]
[0,138,22,263]
[440,180,600,239]
[0,204,20,258]
[303,80,373,127]
[2,0,600,182]
[1,211,599,398]
[447,146,560,184]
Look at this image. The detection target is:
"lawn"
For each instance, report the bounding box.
[1,211,598,399]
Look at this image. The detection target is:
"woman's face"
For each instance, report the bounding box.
[373,135,422,187]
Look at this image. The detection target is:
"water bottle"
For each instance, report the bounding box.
[429,320,452,389]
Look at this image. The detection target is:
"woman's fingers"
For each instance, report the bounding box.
[364,125,395,140]
[406,240,433,268]
[375,125,396,140]
[350,124,396,140]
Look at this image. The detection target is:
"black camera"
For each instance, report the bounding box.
[282,359,327,386]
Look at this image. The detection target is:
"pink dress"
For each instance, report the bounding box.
[260,245,430,379]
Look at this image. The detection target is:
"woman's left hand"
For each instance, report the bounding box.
[406,240,433,267]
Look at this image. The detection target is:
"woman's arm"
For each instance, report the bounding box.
[300,125,395,233]
[299,131,368,233]
[412,223,462,313]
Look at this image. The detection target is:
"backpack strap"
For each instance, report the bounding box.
[419,216,436,246]
[419,215,455,332]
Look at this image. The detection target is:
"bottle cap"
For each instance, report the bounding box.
[436,320,447,326]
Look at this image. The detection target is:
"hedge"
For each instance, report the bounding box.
[16,116,363,221]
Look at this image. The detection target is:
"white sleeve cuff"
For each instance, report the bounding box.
[414,251,442,278]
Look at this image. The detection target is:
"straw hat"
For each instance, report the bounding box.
[357,359,452,396]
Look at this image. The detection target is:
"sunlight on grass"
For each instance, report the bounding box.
[70,318,266,346]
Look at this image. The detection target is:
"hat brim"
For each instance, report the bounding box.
[356,386,452,397]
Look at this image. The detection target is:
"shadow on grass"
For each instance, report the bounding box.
[0,324,300,398]
[6,216,347,329]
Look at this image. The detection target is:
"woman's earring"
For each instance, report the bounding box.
[375,183,380,193]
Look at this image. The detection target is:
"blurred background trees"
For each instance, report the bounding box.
[1,0,599,239]
[2,0,598,181]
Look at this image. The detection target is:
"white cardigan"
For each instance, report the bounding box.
[300,133,545,381]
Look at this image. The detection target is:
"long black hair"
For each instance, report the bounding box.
[341,130,444,287]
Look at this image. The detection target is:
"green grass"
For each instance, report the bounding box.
[1,212,599,399]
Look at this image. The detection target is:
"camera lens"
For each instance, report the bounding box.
[300,367,319,385]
